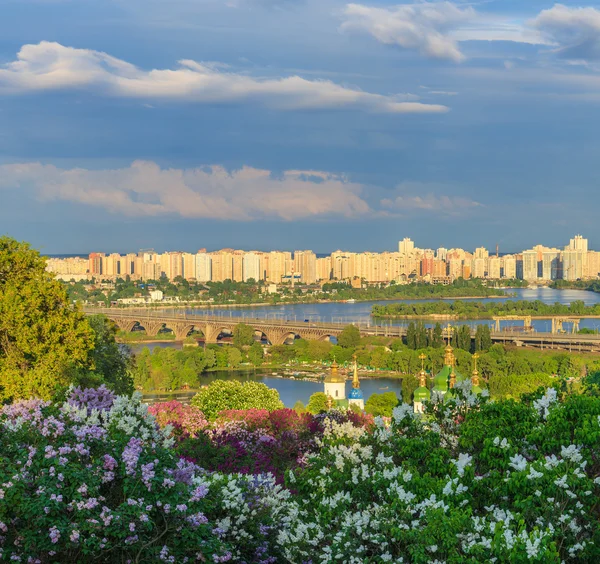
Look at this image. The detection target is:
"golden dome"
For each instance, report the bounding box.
[325,358,345,383]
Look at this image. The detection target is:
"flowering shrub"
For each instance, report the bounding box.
[281,386,600,563]
[0,389,290,563]
[4,384,600,563]
[148,401,209,436]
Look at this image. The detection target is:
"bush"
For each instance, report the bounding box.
[0,388,290,562]
[191,380,284,420]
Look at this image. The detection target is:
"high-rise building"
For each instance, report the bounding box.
[266,251,291,283]
[294,251,317,284]
[232,251,245,282]
[210,250,234,282]
[195,253,212,282]
[242,252,261,282]
[316,256,332,281]
[487,256,501,279]
[398,238,415,255]
[88,253,105,276]
[541,249,561,280]
[502,255,517,279]
[182,253,197,280]
[522,249,540,281]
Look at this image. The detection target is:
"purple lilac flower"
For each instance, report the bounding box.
[141,462,155,490]
[170,458,198,485]
[70,530,80,543]
[49,526,60,544]
[68,385,116,413]
[187,513,208,527]
[190,485,209,502]
[122,438,143,475]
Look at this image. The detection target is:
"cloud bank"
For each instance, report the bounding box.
[0,41,448,114]
[341,2,549,62]
[531,4,600,60]
[0,161,481,220]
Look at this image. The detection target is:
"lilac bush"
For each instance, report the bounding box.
[0,389,291,563]
[67,384,116,413]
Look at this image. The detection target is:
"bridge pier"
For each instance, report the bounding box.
[204,324,223,344]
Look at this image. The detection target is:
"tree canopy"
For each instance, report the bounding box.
[191,380,284,420]
[0,237,94,401]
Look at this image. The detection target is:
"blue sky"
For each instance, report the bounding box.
[1,0,600,254]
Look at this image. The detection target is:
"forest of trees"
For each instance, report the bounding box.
[372,299,600,318]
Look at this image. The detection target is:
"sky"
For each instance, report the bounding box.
[1,0,600,254]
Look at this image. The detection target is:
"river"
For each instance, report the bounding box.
[158,287,600,332]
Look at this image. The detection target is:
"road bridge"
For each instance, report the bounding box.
[84,308,600,351]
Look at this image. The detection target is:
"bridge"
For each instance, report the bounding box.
[84,308,600,351]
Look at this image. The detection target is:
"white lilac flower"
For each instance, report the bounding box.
[533,388,558,420]
[452,453,473,477]
[561,445,583,464]
[392,404,415,425]
[508,454,527,472]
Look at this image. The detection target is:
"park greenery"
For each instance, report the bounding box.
[372,298,600,318]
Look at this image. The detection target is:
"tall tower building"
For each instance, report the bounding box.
[195,253,212,282]
[398,238,415,254]
[242,252,261,282]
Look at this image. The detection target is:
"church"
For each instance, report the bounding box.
[324,356,364,411]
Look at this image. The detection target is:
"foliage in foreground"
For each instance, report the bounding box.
[3,384,600,562]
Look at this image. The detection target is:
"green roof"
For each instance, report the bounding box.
[413,386,430,402]
[433,365,465,391]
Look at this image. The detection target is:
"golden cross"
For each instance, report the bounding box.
[419,352,426,371]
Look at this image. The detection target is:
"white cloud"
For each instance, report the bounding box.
[531,4,600,60]
[341,2,473,62]
[0,41,448,114]
[340,2,549,62]
[0,161,483,221]
[380,182,482,216]
[0,161,372,221]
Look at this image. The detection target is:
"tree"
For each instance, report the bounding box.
[293,400,307,414]
[406,322,417,350]
[227,347,242,369]
[337,325,361,348]
[191,380,284,420]
[364,392,399,417]
[75,315,134,395]
[307,392,329,414]
[233,323,256,347]
[474,324,492,352]
[430,323,444,348]
[248,342,264,366]
[0,237,94,401]
[415,322,428,350]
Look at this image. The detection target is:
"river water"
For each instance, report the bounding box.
[161,287,600,332]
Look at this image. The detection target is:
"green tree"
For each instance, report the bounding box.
[406,322,417,350]
[248,342,264,366]
[307,392,329,414]
[337,324,361,348]
[415,322,428,349]
[227,347,242,368]
[76,315,134,395]
[364,391,399,417]
[0,237,94,401]
[191,380,283,420]
[293,400,307,414]
[233,323,256,347]
[430,323,444,348]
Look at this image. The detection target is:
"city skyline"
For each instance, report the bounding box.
[47,234,599,284]
[3,1,600,251]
